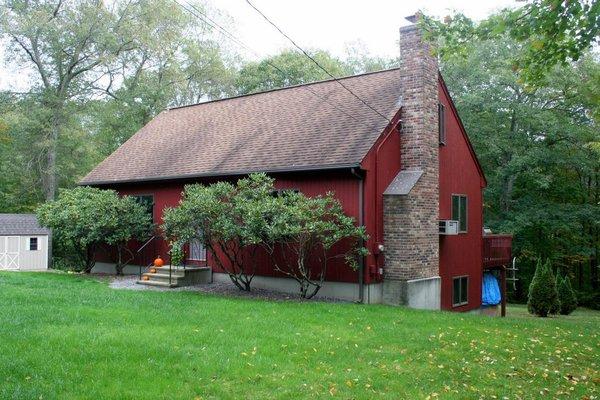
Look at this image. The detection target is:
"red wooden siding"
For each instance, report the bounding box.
[359,110,402,284]
[98,170,362,283]
[438,78,486,311]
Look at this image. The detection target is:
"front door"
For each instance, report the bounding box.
[0,236,19,270]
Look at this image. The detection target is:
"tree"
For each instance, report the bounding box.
[162,174,278,291]
[439,27,600,300]
[37,187,153,273]
[0,0,236,200]
[264,191,368,299]
[422,0,600,84]
[235,49,351,94]
[1,0,133,200]
[557,275,578,315]
[527,259,560,317]
[91,0,237,156]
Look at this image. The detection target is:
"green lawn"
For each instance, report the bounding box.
[0,272,598,399]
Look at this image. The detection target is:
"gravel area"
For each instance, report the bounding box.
[107,275,349,303]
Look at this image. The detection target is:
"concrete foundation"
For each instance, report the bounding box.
[212,273,382,303]
[90,263,382,303]
[382,276,441,310]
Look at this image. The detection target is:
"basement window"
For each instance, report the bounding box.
[453,276,468,307]
[29,237,38,251]
[438,103,446,145]
[451,194,467,233]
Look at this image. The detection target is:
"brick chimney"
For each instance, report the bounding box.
[382,15,440,309]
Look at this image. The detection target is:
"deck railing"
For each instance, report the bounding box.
[483,234,513,269]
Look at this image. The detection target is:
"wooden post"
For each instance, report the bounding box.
[501,266,507,317]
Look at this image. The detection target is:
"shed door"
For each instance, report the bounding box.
[0,236,19,270]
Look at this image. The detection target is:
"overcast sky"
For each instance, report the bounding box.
[215,0,518,60]
[1,0,518,91]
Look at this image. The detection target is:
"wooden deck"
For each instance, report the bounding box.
[483,234,513,269]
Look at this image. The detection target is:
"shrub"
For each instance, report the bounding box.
[576,291,600,310]
[162,174,277,291]
[37,187,154,273]
[557,275,577,315]
[263,191,368,299]
[527,259,559,317]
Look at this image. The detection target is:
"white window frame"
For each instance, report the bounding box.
[452,275,469,307]
[451,194,468,233]
[29,237,39,251]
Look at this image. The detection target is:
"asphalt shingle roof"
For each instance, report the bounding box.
[0,214,50,236]
[81,68,402,185]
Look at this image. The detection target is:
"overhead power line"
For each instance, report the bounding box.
[172,0,366,125]
[173,0,364,122]
[245,0,391,124]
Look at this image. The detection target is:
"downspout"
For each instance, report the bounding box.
[350,167,365,303]
[373,114,402,277]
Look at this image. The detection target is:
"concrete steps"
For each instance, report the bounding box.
[137,265,212,288]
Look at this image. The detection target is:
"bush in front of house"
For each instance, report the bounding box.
[557,275,577,315]
[162,174,277,291]
[162,173,368,297]
[37,187,154,274]
[527,259,560,317]
[263,190,368,299]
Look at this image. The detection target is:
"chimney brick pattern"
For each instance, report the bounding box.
[382,22,440,304]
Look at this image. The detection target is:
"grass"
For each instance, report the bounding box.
[0,272,598,399]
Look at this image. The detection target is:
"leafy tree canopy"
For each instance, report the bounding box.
[37,186,153,273]
[422,0,600,84]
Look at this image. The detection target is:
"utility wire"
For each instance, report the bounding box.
[172,0,367,125]
[245,0,391,124]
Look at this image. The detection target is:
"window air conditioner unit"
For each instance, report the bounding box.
[439,220,459,235]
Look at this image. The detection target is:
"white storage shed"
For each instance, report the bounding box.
[0,214,51,271]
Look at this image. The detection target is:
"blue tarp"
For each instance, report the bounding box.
[482,273,501,306]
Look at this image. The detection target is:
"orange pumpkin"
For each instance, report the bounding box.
[149,268,157,273]
[153,256,164,267]
[142,276,150,281]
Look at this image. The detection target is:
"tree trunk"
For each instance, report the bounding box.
[42,102,62,201]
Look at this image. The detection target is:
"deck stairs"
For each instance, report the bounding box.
[136,265,212,288]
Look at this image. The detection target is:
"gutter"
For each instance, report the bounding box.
[80,163,362,186]
[350,167,365,303]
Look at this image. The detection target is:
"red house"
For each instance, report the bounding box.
[82,19,511,311]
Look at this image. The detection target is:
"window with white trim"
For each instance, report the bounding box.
[453,276,468,307]
[451,194,468,233]
[29,237,38,251]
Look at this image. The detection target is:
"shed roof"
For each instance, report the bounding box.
[0,214,50,236]
[81,68,402,185]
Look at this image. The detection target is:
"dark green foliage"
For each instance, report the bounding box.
[558,276,578,315]
[422,0,600,84]
[162,173,367,297]
[440,25,600,302]
[576,290,600,310]
[37,187,154,273]
[527,259,560,317]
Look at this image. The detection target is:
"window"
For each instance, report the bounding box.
[189,231,206,261]
[453,276,468,306]
[132,195,154,221]
[29,237,38,251]
[451,195,468,232]
[438,103,446,145]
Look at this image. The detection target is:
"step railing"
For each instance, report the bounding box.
[137,235,158,280]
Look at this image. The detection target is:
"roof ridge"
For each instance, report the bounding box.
[167,66,401,111]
